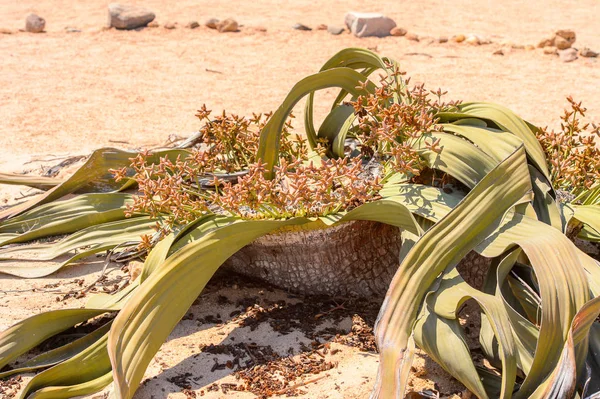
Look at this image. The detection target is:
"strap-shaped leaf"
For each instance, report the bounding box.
[0,308,110,369]
[372,145,531,399]
[257,68,376,178]
[0,148,188,221]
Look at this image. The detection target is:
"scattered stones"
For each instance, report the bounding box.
[543,46,558,55]
[405,33,419,41]
[25,14,45,33]
[580,47,599,58]
[390,27,407,37]
[327,25,344,35]
[186,21,199,29]
[453,34,466,43]
[205,18,219,29]
[316,24,327,30]
[293,23,311,31]
[108,4,155,30]
[437,36,448,43]
[216,18,238,33]
[344,11,396,38]
[147,20,159,28]
[164,22,176,29]
[538,29,576,50]
[558,48,578,63]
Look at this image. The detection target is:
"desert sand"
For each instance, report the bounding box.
[0,1,599,398]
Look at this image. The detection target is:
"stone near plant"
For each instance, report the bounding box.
[108,3,155,30]
[163,22,176,29]
[25,14,45,33]
[390,27,407,37]
[580,47,599,58]
[205,18,219,29]
[453,34,466,43]
[293,23,311,31]
[405,33,419,41]
[344,11,396,38]
[558,48,578,62]
[216,18,238,33]
[327,25,344,35]
[543,46,558,55]
[186,21,199,29]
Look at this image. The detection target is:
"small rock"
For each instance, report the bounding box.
[555,29,576,44]
[465,34,480,45]
[316,24,327,30]
[390,27,407,37]
[186,21,199,29]
[511,44,525,49]
[580,47,599,58]
[205,18,219,29]
[65,27,81,33]
[216,18,238,33]
[453,34,466,43]
[344,11,396,38]
[293,23,311,31]
[327,26,344,35]
[437,36,448,43]
[164,22,176,29]
[538,37,554,48]
[493,49,504,56]
[543,46,557,55]
[554,35,572,50]
[405,33,419,41]
[252,26,267,32]
[25,13,45,33]
[108,4,155,30]
[558,48,578,62]
[0,28,14,34]
[147,21,159,28]
[525,44,535,50]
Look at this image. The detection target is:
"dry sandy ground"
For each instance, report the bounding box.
[0,1,599,398]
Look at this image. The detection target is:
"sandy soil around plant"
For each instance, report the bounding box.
[0,1,599,398]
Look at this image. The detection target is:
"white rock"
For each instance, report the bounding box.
[344,12,396,38]
[108,3,155,30]
[558,48,578,63]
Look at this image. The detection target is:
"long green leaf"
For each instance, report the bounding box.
[372,146,531,398]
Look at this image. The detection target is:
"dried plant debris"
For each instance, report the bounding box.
[0,376,22,399]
